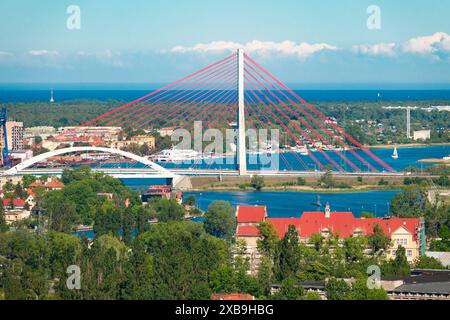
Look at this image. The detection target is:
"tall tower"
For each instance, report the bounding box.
[237,49,247,175]
[50,89,55,103]
[406,106,411,139]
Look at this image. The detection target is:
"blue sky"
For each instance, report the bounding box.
[0,0,450,86]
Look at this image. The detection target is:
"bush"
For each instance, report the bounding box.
[296,177,306,186]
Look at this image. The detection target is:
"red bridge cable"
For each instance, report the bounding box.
[123,76,238,147]
[32,53,237,152]
[156,85,237,141]
[102,58,238,128]
[244,96,294,169]
[150,85,238,151]
[163,93,238,171]
[244,60,373,172]
[244,53,393,172]
[245,88,312,170]
[245,102,292,170]
[244,64,352,172]
[246,72,342,170]
[92,53,237,126]
[109,67,238,133]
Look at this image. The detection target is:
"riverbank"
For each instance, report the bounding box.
[190,175,405,193]
[418,158,450,164]
[190,185,401,194]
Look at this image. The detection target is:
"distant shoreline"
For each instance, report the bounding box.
[368,142,450,149]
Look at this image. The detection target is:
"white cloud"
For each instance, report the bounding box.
[352,43,397,57]
[28,50,60,57]
[77,50,115,58]
[403,32,450,56]
[171,40,338,59]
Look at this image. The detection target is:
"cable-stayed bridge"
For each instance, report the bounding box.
[2,50,396,186]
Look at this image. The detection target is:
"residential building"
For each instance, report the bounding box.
[115,134,155,150]
[29,177,65,191]
[235,204,425,263]
[6,121,24,151]
[3,198,30,224]
[157,126,177,137]
[384,269,450,300]
[140,185,182,204]
[235,205,267,275]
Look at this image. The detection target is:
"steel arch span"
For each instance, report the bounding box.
[4,147,174,176]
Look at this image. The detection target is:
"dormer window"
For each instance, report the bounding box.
[321,228,330,237]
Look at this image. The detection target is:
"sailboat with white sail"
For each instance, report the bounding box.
[391,147,399,160]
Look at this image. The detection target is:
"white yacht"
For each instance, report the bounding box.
[151,147,202,163]
[291,145,309,155]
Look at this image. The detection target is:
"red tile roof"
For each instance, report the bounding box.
[3,198,26,208]
[236,225,260,237]
[211,293,255,300]
[29,181,44,188]
[44,180,65,189]
[236,205,266,223]
[267,211,421,240]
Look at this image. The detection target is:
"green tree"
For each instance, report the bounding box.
[21,174,37,189]
[361,212,375,218]
[343,236,367,263]
[94,204,122,237]
[273,277,305,300]
[44,191,78,233]
[142,221,228,299]
[122,207,134,245]
[184,195,196,206]
[318,170,334,188]
[257,221,279,257]
[349,278,388,300]
[390,187,428,217]
[120,238,153,299]
[277,225,300,281]
[367,223,391,256]
[204,201,236,241]
[325,278,351,300]
[391,246,411,276]
[0,200,8,232]
[414,255,445,269]
[152,198,185,222]
[250,175,265,191]
[136,206,155,235]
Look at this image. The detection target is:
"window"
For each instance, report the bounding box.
[392,250,397,256]
[396,239,407,246]
[407,250,413,257]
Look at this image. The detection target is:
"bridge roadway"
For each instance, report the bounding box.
[1,167,434,178]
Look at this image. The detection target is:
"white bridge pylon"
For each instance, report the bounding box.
[3,147,189,188]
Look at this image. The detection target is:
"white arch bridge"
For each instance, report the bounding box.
[3,147,192,189]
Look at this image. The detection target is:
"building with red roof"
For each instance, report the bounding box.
[3,198,25,208]
[236,203,425,263]
[235,206,268,275]
[29,178,64,190]
[236,205,267,224]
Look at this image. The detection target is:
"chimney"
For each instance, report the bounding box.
[325,202,331,218]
